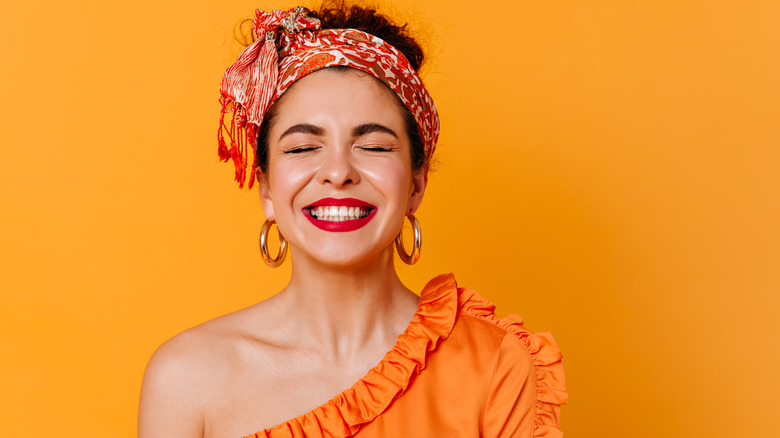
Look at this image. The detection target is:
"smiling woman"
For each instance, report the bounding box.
[138,3,566,438]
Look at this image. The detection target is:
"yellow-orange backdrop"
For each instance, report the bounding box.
[1,0,778,436]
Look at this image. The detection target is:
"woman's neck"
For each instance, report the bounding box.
[273,246,419,363]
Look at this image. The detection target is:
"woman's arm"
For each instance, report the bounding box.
[138,335,206,438]
[482,329,566,438]
[482,332,538,437]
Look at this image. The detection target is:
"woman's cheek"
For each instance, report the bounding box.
[370,159,411,191]
[266,163,312,224]
[270,160,314,191]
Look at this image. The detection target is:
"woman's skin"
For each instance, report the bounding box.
[138,68,428,438]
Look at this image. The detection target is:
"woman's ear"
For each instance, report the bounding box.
[407,169,428,215]
[257,169,275,219]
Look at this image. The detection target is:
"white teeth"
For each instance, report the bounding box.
[309,206,370,221]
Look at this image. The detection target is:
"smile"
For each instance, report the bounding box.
[303,198,377,232]
[307,206,372,221]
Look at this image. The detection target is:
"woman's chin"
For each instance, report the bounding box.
[291,245,394,271]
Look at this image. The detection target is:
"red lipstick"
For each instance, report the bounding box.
[303,198,377,232]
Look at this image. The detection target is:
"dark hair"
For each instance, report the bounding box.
[249,2,427,175]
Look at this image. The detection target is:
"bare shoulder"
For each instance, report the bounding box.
[138,320,230,437]
[139,301,285,438]
[143,301,285,394]
[143,320,229,390]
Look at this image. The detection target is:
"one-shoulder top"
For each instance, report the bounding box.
[243,274,567,438]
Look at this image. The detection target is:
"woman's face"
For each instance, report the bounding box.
[259,68,426,268]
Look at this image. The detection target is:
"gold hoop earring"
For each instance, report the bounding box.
[259,218,288,267]
[395,215,422,265]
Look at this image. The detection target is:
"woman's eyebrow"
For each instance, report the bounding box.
[353,123,398,138]
[278,123,324,141]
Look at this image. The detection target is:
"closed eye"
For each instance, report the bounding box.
[359,145,394,152]
[284,146,319,154]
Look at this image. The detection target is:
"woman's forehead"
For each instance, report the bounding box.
[286,68,397,102]
[271,69,405,127]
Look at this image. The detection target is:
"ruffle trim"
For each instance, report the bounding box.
[457,286,568,438]
[243,274,566,438]
[243,274,459,438]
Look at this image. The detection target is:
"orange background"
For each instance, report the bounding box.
[1,0,778,436]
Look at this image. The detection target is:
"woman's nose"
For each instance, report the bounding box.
[316,148,361,187]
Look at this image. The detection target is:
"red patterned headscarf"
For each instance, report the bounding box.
[217,6,440,188]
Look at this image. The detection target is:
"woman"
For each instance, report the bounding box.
[139,4,566,438]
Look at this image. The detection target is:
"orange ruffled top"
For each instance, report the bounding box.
[243,274,567,438]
